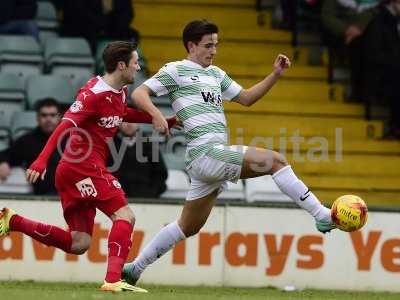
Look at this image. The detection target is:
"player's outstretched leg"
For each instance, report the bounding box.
[122,221,186,286]
[240,147,335,233]
[123,190,217,285]
[0,207,73,252]
[100,205,148,293]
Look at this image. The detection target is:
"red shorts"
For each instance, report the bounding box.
[55,161,127,235]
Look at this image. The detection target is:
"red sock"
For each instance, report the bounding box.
[105,220,133,283]
[10,215,72,253]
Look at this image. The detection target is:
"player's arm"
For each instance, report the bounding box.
[27,92,98,183]
[124,106,177,128]
[131,85,170,136]
[234,54,291,107]
[26,120,74,183]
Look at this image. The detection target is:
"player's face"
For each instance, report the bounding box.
[122,50,140,84]
[37,106,61,134]
[190,33,218,67]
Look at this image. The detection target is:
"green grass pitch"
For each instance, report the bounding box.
[1,281,400,300]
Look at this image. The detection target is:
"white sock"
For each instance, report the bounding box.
[272,165,331,222]
[134,221,186,273]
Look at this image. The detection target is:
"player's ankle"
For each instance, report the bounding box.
[133,261,145,274]
[314,207,332,223]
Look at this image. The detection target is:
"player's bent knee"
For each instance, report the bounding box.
[70,246,89,255]
[111,206,136,225]
[70,232,91,255]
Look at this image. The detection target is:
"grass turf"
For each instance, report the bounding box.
[0,281,399,300]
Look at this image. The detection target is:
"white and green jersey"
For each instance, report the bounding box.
[143,59,242,167]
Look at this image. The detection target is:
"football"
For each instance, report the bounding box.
[331,195,368,232]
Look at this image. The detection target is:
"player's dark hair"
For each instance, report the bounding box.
[102,41,137,73]
[182,20,219,52]
[35,98,60,113]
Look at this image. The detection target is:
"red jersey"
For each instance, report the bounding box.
[28,75,174,187]
[61,76,138,167]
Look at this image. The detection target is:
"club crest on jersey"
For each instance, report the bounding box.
[112,180,121,189]
[70,100,83,113]
[75,177,98,198]
[201,91,222,107]
[98,116,123,128]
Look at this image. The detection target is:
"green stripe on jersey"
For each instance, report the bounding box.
[185,122,226,143]
[206,147,243,166]
[156,71,179,93]
[186,143,218,165]
[176,65,222,79]
[207,68,221,79]
[170,83,220,102]
[220,74,233,92]
[176,103,224,121]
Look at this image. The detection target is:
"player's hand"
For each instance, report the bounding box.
[273,54,291,76]
[26,159,47,183]
[345,25,362,44]
[0,162,11,182]
[166,116,183,129]
[152,111,170,136]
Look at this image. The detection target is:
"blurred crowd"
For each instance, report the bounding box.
[257,0,400,139]
[0,99,168,197]
[0,0,399,197]
[0,0,139,52]
[0,0,167,197]
[321,0,400,139]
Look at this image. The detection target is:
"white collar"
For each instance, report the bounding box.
[96,76,125,94]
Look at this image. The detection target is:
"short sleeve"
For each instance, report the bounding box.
[216,67,243,101]
[143,63,180,97]
[63,90,98,127]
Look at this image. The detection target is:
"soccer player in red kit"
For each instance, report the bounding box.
[0,41,175,292]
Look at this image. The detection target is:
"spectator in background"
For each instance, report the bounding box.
[321,0,379,101]
[362,0,400,138]
[101,0,139,42]
[0,0,39,40]
[109,123,168,198]
[60,0,138,53]
[0,98,61,194]
[279,0,298,30]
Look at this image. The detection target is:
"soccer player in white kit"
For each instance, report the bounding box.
[123,20,336,285]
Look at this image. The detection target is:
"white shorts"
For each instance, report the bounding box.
[186,144,248,201]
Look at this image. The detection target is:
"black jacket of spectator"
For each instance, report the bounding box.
[104,0,135,40]
[110,136,168,198]
[0,127,60,195]
[0,0,37,24]
[363,5,400,101]
[60,0,136,52]
[61,0,103,37]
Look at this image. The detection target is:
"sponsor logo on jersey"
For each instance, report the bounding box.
[70,100,83,113]
[98,116,123,128]
[201,91,222,107]
[190,75,199,82]
[75,177,98,198]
